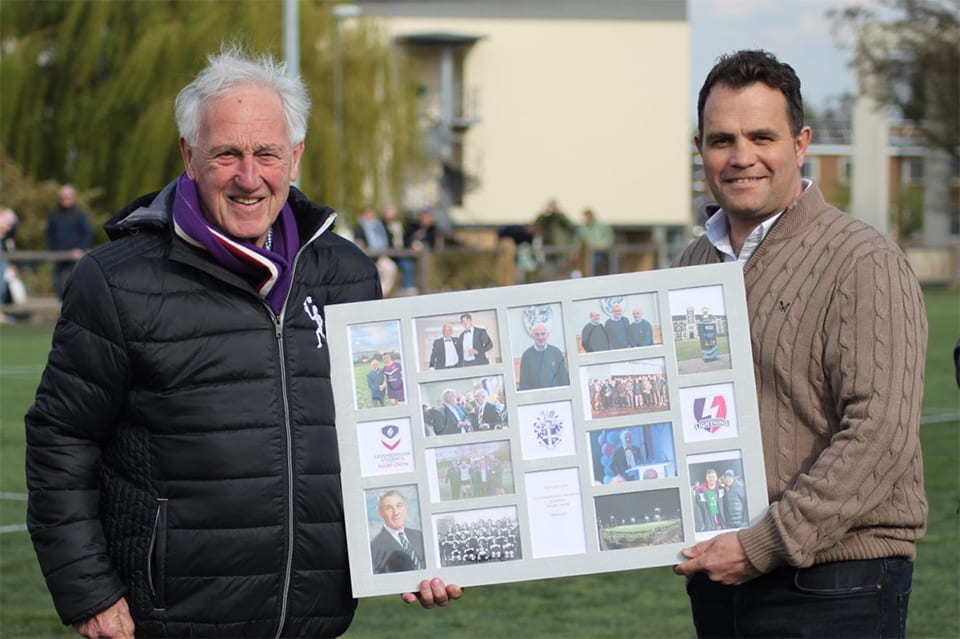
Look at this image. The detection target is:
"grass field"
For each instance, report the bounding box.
[1,290,957,638]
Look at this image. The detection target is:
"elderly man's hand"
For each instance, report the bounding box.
[73,597,135,639]
[401,578,463,608]
[673,531,760,585]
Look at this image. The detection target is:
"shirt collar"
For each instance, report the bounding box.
[705,179,811,262]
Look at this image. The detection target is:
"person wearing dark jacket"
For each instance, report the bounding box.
[45,185,94,299]
[25,45,459,639]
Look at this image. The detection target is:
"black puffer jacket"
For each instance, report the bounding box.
[26,181,380,637]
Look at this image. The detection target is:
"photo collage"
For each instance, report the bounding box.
[327,262,767,596]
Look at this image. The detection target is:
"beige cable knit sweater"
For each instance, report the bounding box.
[674,182,927,574]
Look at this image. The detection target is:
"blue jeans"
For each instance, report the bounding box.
[686,558,913,638]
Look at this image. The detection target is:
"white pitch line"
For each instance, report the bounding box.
[0,492,28,500]
[0,524,28,533]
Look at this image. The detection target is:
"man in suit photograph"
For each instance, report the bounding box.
[434,389,473,435]
[429,323,460,369]
[458,313,494,366]
[370,490,426,574]
[609,430,647,481]
[471,388,502,430]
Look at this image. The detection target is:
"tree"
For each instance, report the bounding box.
[0,0,424,236]
[830,0,959,161]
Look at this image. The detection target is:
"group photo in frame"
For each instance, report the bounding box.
[348,319,407,409]
[418,374,508,436]
[579,357,671,420]
[424,439,515,502]
[573,292,662,353]
[686,451,750,538]
[326,262,769,597]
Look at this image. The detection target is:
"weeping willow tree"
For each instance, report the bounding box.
[0,0,424,228]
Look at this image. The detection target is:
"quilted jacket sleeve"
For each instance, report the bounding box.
[25,254,130,625]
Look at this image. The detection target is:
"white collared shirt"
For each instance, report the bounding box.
[461,328,475,362]
[705,179,810,263]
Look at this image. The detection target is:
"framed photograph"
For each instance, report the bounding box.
[413,309,503,371]
[668,285,732,374]
[686,451,751,540]
[327,262,768,596]
[573,292,662,353]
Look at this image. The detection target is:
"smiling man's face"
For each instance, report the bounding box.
[179,84,304,247]
[696,82,810,233]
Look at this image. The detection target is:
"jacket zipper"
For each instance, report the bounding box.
[273,213,337,639]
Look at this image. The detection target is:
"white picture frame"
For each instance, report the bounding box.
[326,262,767,597]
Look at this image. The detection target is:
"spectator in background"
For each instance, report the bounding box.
[577,208,614,275]
[383,204,416,293]
[532,198,574,279]
[353,205,389,252]
[0,207,18,308]
[46,185,94,300]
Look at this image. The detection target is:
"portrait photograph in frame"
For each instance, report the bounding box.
[365,484,426,575]
[668,284,731,375]
[594,488,684,551]
[424,439,515,503]
[433,505,523,567]
[579,357,670,420]
[588,422,677,485]
[413,309,502,372]
[572,292,662,353]
[507,303,570,391]
[348,319,406,409]
[419,374,508,437]
[686,451,750,539]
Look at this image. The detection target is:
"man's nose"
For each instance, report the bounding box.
[234,155,260,189]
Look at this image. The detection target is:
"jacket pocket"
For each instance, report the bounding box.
[147,498,168,611]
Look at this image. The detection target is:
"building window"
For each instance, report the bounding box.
[902,158,924,185]
[838,158,853,184]
[800,157,819,181]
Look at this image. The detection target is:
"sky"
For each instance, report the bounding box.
[689,0,889,116]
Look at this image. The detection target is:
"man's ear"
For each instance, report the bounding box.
[179,138,197,179]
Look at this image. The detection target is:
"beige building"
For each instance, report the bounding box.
[355,1,691,230]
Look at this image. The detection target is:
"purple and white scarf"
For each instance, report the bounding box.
[172,173,299,315]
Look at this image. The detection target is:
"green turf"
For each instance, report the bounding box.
[1,290,957,638]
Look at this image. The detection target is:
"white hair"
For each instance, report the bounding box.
[174,44,310,146]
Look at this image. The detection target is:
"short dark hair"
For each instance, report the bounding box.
[460,313,472,321]
[697,50,804,138]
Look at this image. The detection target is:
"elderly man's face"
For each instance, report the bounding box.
[532,326,549,348]
[633,309,642,321]
[612,304,622,319]
[180,84,304,247]
[590,311,600,324]
[442,324,453,338]
[378,494,408,531]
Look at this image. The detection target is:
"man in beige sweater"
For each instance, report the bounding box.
[673,50,927,638]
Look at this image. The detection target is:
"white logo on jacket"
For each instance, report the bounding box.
[303,296,325,349]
